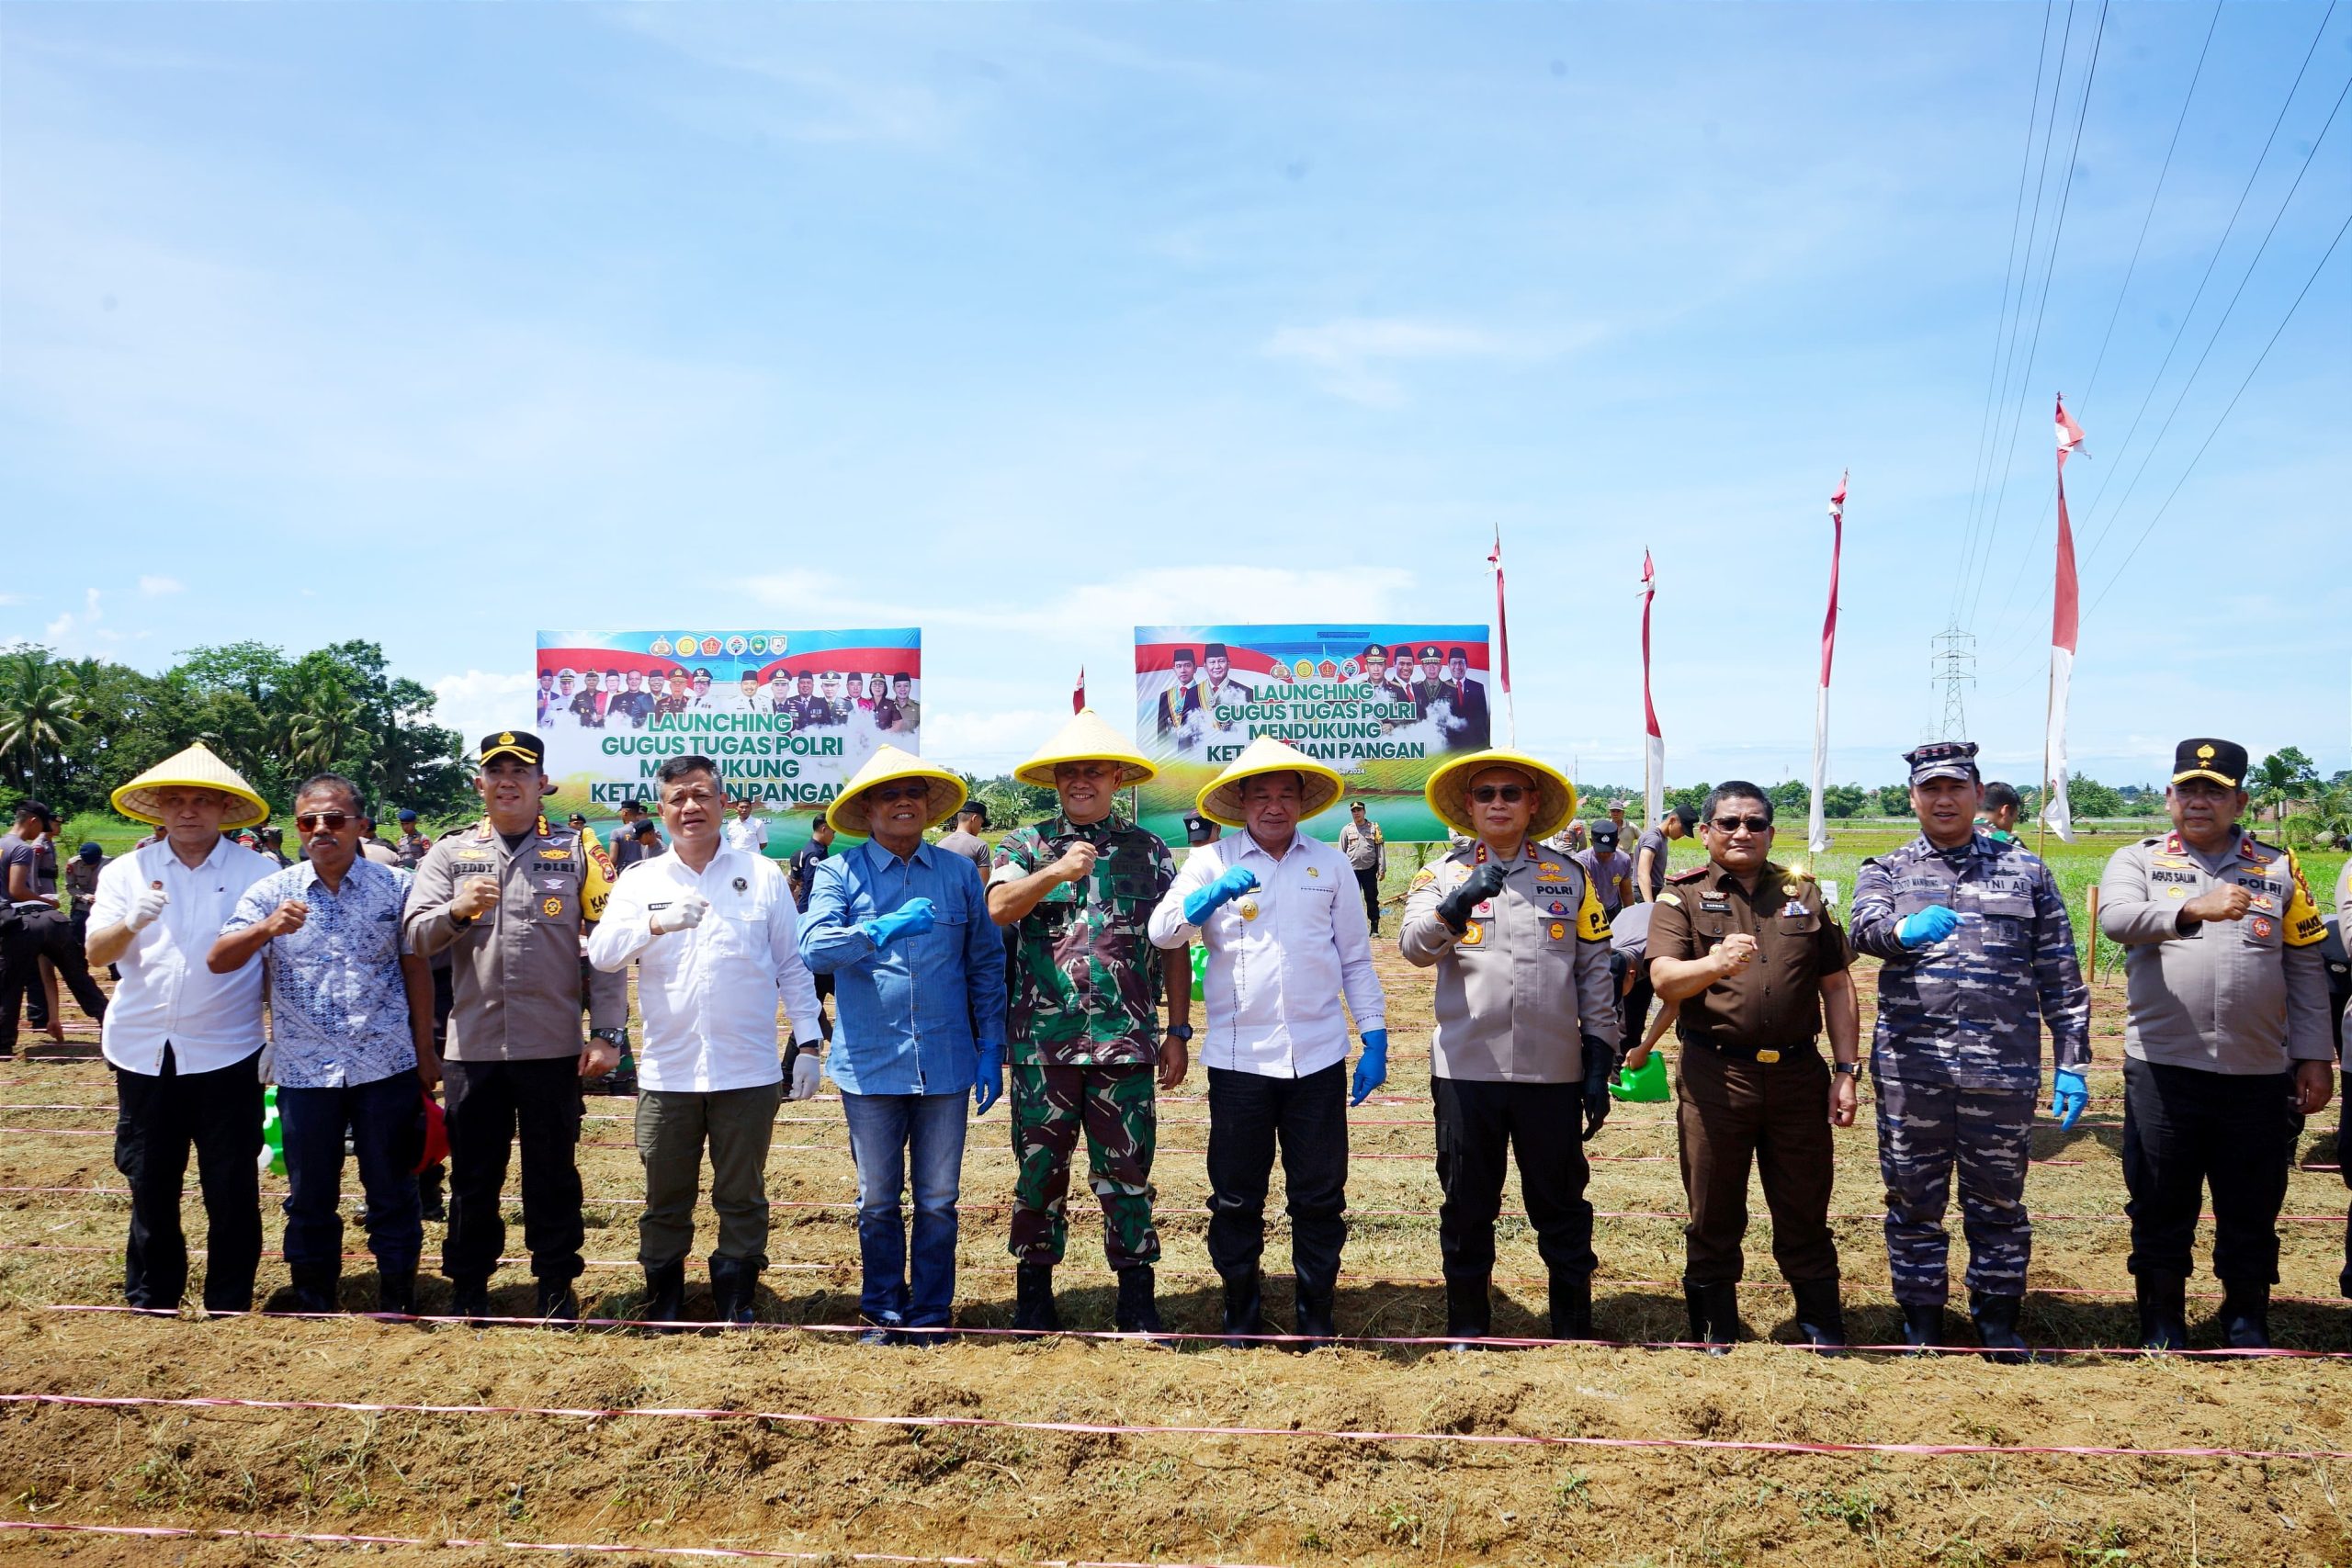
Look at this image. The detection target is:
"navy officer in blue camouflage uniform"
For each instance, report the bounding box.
[1849,740,2089,1359]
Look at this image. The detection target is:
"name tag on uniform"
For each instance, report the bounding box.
[1700,895,1730,912]
[451,862,496,876]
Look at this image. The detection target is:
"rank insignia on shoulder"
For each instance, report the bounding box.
[1656,892,1681,907]
[1668,866,1708,884]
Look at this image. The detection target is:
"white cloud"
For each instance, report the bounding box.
[1264,317,1565,408]
[40,587,114,655]
[137,574,183,596]
[430,669,537,748]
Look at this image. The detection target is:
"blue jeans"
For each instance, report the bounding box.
[280,1072,424,1275]
[840,1090,967,1328]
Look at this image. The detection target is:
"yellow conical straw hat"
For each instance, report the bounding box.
[1013,708,1158,789]
[111,742,271,831]
[827,744,968,838]
[1425,748,1579,840]
[1196,735,1345,829]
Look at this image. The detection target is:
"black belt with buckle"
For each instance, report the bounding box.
[1690,1038,1817,1066]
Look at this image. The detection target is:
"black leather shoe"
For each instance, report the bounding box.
[2218,1280,2271,1350]
[375,1267,418,1317]
[1012,1262,1061,1337]
[1114,1265,1169,1341]
[1548,1272,1594,1342]
[1900,1300,1949,1351]
[1220,1271,1269,1349]
[534,1279,580,1323]
[1791,1278,1847,1355]
[1969,1291,2031,1365]
[1443,1274,1492,1351]
[1683,1281,1737,1355]
[642,1260,686,1330]
[2135,1270,2188,1351]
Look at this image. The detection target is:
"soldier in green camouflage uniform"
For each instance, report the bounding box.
[988,711,1192,1336]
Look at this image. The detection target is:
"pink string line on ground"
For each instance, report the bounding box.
[9,1245,2346,1306]
[6,1184,2342,1224]
[10,1387,2352,1458]
[0,1518,1271,1567]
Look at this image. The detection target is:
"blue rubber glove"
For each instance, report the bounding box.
[2050,1067,2088,1131]
[1350,1029,1389,1106]
[973,1039,1004,1116]
[1894,905,1961,949]
[863,897,936,951]
[1183,864,1260,927]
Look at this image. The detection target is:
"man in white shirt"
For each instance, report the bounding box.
[84,744,278,1312]
[723,797,771,858]
[1148,737,1386,1348]
[589,754,824,1326]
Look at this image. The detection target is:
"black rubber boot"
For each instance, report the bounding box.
[2136,1270,2188,1352]
[416,1164,447,1223]
[534,1278,580,1323]
[1292,1271,1338,1351]
[1900,1300,1949,1351]
[375,1267,417,1317]
[1114,1266,1170,1341]
[1548,1272,1594,1342]
[709,1258,758,1326]
[642,1260,686,1330]
[1012,1262,1061,1337]
[1220,1270,1268,1349]
[2218,1280,2271,1351]
[1443,1274,1492,1351]
[288,1265,339,1315]
[1683,1282,1737,1355]
[450,1278,492,1325]
[1969,1291,2031,1365]
[1791,1278,1847,1355]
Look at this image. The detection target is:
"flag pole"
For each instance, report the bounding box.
[1488,526,1517,748]
[1806,471,1848,872]
[2041,393,2086,853]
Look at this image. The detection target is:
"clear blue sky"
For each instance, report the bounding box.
[4,3,2345,789]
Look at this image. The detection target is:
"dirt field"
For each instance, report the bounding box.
[5,941,2350,1567]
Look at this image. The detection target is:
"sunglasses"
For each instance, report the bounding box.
[1469,785,1528,804]
[294,812,353,832]
[1710,815,1772,834]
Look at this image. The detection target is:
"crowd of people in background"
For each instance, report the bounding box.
[537,665,919,734]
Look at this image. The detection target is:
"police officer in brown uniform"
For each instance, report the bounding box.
[1646,780,1861,1352]
[404,731,628,1323]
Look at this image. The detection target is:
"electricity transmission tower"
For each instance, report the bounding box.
[1929,625,1975,741]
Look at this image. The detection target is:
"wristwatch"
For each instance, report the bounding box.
[1831,1060,1862,1077]
[1165,1024,1194,1043]
[588,1028,627,1046]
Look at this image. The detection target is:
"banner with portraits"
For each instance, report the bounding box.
[533,628,922,853]
[1132,624,1493,844]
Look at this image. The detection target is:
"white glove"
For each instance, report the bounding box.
[788,1051,822,1101]
[127,883,169,932]
[650,891,710,936]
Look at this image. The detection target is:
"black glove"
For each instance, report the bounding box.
[1436,863,1510,933]
[1581,1035,1616,1138]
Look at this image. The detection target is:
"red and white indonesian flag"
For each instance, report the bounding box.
[1807,472,1848,853]
[2043,396,2085,842]
[1073,666,1086,715]
[1641,550,1665,826]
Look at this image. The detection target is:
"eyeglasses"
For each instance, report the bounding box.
[1710,815,1771,834]
[1469,785,1527,804]
[294,812,352,832]
[870,784,932,804]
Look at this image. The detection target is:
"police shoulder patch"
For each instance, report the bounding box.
[1408,868,1436,891]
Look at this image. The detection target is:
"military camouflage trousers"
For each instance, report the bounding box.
[1873,1074,2036,1305]
[1008,1062,1159,1269]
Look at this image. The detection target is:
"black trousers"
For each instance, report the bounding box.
[1352,867,1382,931]
[441,1056,585,1286]
[1433,1075,1596,1285]
[113,1045,265,1310]
[2121,1056,2296,1283]
[1204,1062,1349,1298]
[0,908,108,1054]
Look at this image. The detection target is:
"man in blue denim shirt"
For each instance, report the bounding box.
[799,745,1007,1345]
[211,773,438,1316]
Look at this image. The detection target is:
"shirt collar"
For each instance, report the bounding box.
[858,837,935,873]
[1237,829,1306,863]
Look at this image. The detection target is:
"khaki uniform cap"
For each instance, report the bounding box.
[1425,748,1579,841]
[1013,708,1158,789]
[110,742,272,831]
[827,743,969,838]
[1196,735,1346,829]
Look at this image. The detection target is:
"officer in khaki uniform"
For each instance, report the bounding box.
[1401,748,1619,1344]
[1646,781,1860,1352]
[404,730,629,1322]
[2098,737,2332,1350]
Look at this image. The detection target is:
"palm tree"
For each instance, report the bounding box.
[2250,749,2318,838]
[0,649,83,797]
[287,679,364,774]
[2285,782,2352,852]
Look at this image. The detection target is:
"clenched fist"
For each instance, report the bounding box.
[650,890,710,936]
[262,898,310,938]
[1052,840,1100,885]
[2181,884,2253,924]
[451,874,501,921]
[1713,932,1759,976]
[126,882,170,932]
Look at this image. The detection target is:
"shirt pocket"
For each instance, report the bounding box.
[527,873,579,925]
[1972,891,2036,957]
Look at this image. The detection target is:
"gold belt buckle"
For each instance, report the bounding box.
[1755,1049,1781,1065]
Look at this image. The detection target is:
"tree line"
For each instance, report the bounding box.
[0,640,470,821]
